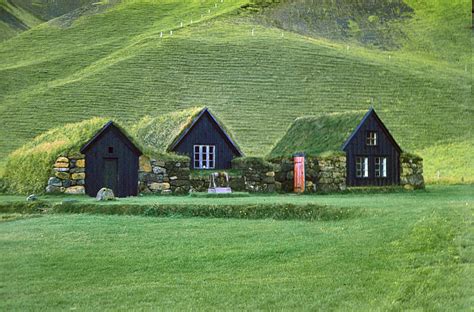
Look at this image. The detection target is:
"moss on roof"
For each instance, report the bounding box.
[268,111,367,158]
[131,106,243,155]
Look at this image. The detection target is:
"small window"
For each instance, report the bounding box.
[356,157,369,178]
[108,146,114,153]
[193,145,215,169]
[375,157,387,178]
[366,131,377,146]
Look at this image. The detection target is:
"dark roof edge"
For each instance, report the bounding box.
[168,107,244,157]
[341,108,402,152]
[80,120,142,155]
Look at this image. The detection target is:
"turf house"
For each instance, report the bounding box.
[269,108,425,189]
[80,121,142,197]
[167,107,244,170]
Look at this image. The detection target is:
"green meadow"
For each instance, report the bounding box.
[0,0,472,183]
[1,185,472,310]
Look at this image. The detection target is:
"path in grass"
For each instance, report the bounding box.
[0,185,472,310]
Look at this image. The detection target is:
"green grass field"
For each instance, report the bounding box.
[0,0,472,183]
[1,185,472,310]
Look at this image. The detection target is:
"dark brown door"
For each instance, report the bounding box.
[103,158,118,194]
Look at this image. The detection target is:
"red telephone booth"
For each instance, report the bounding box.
[294,153,305,193]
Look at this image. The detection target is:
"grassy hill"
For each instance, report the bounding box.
[0,0,472,183]
[0,0,98,42]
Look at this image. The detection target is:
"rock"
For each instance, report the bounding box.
[69,167,85,174]
[46,185,63,193]
[266,171,275,177]
[262,176,275,184]
[152,166,166,175]
[68,153,85,160]
[56,156,69,163]
[403,184,415,191]
[170,176,178,181]
[26,194,38,201]
[149,182,170,191]
[155,159,166,167]
[65,186,85,195]
[139,156,152,173]
[54,167,69,172]
[54,162,69,169]
[170,179,188,187]
[75,159,86,168]
[55,172,70,180]
[162,189,172,195]
[71,173,86,180]
[96,188,114,201]
[76,180,85,186]
[62,180,72,188]
[175,162,181,167]
[48,177,62,187]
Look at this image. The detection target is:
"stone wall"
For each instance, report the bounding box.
[400,153,425,190]
[138,156,191,195]
[271,155,347,193]
[46,153,86,194]
[232,157,277,193]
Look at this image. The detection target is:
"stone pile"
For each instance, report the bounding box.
[232,158,276,193]
[138,156,191,195]
[400,153,425,190]
[272,155,347,193]
[46,154,86,194]
[316,156,346,192]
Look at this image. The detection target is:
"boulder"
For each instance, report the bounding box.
[96,188,115,201]
[152,166,166,175]
[26,194,38,201]
[48,177,62,187]
[56,157,69,163]
[54,162,69,168]
[46,185,64,193]
[69,167,85,174]
[139,156,152,173]
[65,186,85,195]
[149,182,171,191]
[71,173,86,180]
[75,159,86,168]
[54,167,69,172]
[55,172,70,180]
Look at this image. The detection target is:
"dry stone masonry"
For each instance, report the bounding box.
[400,153,425,190]
[46,154,86,194]
[45,153,423,196]
[138,156,191,195]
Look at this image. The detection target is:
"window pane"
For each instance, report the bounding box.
[382,158,387,177]
[363,157,368,177]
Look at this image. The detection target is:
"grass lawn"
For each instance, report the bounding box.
[0,185,472,310]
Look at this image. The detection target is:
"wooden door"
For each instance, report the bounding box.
[103,158,118,194]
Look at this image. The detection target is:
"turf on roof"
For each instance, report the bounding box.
[131,107,243,155]
[268,111,367,158]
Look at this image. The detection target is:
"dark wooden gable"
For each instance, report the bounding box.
[80,121,142,197]
[342,108,402,186]
[169,108,243,169]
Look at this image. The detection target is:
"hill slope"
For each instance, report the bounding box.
[0,0,472,183]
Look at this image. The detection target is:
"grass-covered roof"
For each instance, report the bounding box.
[131,107,243,155]
[268,111,367,159]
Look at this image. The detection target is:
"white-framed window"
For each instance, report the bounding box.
[193,145,215,169]
[366,131,377,146]
[375,157,387,178]
[356,157,369,178]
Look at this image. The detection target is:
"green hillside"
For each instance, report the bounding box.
[0,0,472,183]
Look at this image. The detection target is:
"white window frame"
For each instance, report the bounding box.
[375,157,387,178]
[356,157,369,178]
[193,145,215,169]
[366,131,377,146]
